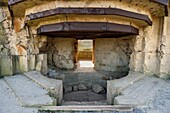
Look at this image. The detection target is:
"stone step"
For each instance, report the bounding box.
[62,100,108,106]
[4,74,55,107]
[39,105,133,113]
[24,71,63,105]
[107,71,146,104]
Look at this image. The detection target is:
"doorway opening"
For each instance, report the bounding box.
[76,40,94,68]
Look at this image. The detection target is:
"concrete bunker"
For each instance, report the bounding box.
[37,22,138,103]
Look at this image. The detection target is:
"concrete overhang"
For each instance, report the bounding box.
[26,8,152,26]
[8,0,169,17]
[37,22,139,39]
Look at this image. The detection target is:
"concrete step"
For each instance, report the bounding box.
[0,79,38,113]
[38,105,133,113]
[114,76,165,106]
[62,100,108,106]
[107,71,146,104]
[24,71,63,105]
[4,74,55,107]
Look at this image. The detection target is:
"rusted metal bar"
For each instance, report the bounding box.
[27,8,152,26]
[37,22,139,39]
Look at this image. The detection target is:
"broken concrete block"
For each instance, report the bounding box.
[19,55,28,73]
[114,95,140,105]
[28,55,35,71]
[36,54,48,75]
[0,56,13,76]
[12,55,28,74]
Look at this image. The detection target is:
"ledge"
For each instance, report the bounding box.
[27,8,152,26]
[37,22,139,39]
[8,0,24,5]
[150,0,168,16]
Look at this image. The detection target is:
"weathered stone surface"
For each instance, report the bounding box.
[28,55,35,71]
[0,57,13,76]
[107,72,145,105]
[19,55,28,73]
[73,85,78,92]
[24,71,63,105]
[92,84,105,94]
[47,38,75,70]
[95,37,134,73]
[78,84,88,91]
[64,86,72,93]
[114,95,140,105]
[36,54,48,75]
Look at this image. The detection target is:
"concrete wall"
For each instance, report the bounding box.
[47,38,76,70]
[94,37,134,76]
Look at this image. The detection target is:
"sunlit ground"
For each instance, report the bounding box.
[79,61,94,68]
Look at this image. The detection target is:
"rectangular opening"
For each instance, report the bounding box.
[77,40,94,68]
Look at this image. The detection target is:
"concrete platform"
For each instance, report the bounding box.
[4,74,54,107]
[0,79,38,113]
[24,71,63,105]
[107,71,145,104]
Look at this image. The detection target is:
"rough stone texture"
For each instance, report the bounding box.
[47,38,75,70]
[73,85,78,92]
[78,84,88,91]
[64,91,106,102]
[92,84,105,94]
[95,37,134,74]
[64,86,72,94]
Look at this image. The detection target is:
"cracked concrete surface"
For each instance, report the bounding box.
[0,72,170,113]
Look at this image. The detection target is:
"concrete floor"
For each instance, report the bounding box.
[0,72,170,113]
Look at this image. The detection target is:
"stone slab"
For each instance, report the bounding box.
[107,71,145,104]
[28,55,35,71]
[0,79,38,113]
[36,54,48,75]
[12,55,28,74]
[114,95,140,105]
[24,71,63,105]
[39,105,133,112]
[4,74,54,107]
[0,57,13,76]
[120,76,165,105]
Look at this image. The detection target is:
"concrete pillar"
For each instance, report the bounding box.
[28,55,35,71]
[36,54,48,75]
[12,55,28,74]
[159,15,170,79]
[0,56,13,77]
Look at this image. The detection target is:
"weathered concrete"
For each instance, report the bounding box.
[107,71,145,105]
[0,57,13,76]
[4,74,54,107]
[24,71,63,105]
[113,76,170,113]
[47,38,75,70]
[0,79,38,113]
[36,54,48,75]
